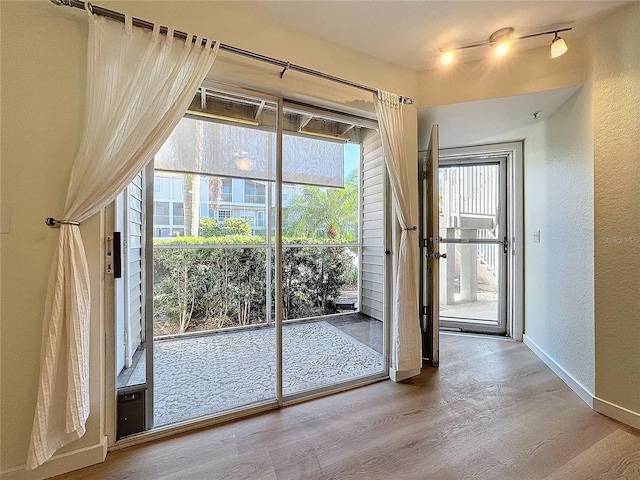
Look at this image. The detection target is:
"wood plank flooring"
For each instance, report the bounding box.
[52,334,640,480]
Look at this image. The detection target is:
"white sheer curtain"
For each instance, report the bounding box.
[374,90,422,380]
[27,11,218,469]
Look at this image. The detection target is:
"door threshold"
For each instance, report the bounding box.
[112,400,279,451]
[440,330,515,341]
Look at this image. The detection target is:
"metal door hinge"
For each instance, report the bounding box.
[106,236,114,274]
[424,236,442,247]
[421,305,430,331]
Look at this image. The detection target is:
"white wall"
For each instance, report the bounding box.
[0,2,107,476]
[504,1,640,424]
[0,1,418,477]
[523,86,595,395]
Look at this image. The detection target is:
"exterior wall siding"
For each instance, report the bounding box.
[360,131,385,320]
[126,172,145,360]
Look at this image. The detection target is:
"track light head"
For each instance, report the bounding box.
[490,27,514,58]
[494,41,511,57]
[440,50,455,66]
[550,33,568,58]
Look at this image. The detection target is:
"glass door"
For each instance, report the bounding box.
[148,89,279,427]
[280,102,385,398]
[438,156,507,334]
[420,125,441,366]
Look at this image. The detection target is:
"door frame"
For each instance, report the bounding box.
[419,142,523,341]
[440,142,523,340]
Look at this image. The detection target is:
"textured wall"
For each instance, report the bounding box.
[591,2,640,414]
[0,1,106,471]
[524,86,595,394]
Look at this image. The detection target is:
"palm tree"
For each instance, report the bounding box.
[284,173,359,242]
[183,122,204,236]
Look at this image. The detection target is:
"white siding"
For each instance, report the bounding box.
[126,172,144,363]
[360,131,385,320]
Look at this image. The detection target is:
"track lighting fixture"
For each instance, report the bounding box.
[439,26,571,66]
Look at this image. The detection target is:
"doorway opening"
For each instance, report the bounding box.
[421,141,523,344]
[438,156,508,335]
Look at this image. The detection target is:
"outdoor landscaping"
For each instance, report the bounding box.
[153,220,356,335]
[153,169,360,337]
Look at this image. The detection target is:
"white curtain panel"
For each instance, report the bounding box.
[27,11,218,469]
[374,90,422,377]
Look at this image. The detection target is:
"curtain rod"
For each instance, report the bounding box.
[49,0,414,105]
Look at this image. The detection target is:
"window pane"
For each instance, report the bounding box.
[172,202,184,226]
[281,141,360,244]
[155,117,277,182]
[150,89,277,427]
[439,163,502,238]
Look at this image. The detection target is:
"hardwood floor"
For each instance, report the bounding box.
[52,334,640,479]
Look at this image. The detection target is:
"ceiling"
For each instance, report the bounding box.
[417,85,581,149]
[223,1,631,71]
[222,1,629,148]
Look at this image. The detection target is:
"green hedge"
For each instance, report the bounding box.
[154,236,354,333]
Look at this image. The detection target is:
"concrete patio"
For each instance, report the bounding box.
[117,313,384,428]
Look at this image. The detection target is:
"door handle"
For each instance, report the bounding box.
[427,252,447,260]
[106,232,122,278]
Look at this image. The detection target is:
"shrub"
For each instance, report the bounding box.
[280,241,351,319]
[199,217,252,237]
[153,236,352,333]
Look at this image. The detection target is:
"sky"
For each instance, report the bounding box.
[344,143,360,180]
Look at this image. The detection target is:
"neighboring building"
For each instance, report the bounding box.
[153,173,297,237]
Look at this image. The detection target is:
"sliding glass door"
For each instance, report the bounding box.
[151,90,279,427]
[281,103,384,397]
[115,86,387,438]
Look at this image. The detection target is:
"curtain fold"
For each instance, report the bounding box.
[374,90,422,377]
[27,11,218,469]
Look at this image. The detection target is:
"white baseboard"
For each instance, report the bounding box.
[389,366,421,382]
[523,335,640,431]
[593,396,640,430]
[523,335,594,407]
[0,436,108,480]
